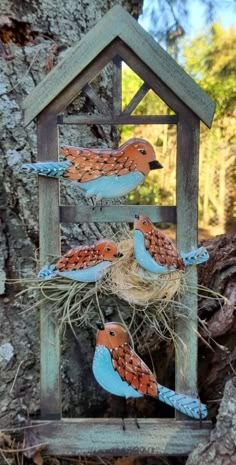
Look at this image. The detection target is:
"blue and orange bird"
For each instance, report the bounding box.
[38,239,122,282]
[93,321,208,420]
[134,215,209,273]
[22,138,163,203]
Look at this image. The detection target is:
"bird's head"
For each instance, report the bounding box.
[134,214,154,234]
[122,138,163,176]
[95,321,129,348]
[95,239,123,261]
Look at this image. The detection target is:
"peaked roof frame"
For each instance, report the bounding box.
[22,5,215,127]
[25,5,214,455]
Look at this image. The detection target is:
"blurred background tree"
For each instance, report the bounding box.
[139,0,236,46]
[121,2,236,236]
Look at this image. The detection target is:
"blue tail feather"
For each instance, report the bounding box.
[38,264,58,279]
[181,246,209,266]
[158,384,207,419]
[22,161,72,178]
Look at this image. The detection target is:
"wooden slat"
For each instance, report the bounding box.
[175,112,200,419]
[83,83,112,115]
[22,12,121,125]
[112,56,122,115]
[123,82,150,114]
[57,114,178,125]
[115,40,186,115]
[37,111,61,420]
[60,205,176,224]
[32,419,211,456]
[43,44,118,117]
[116,10,215,127]
[22,5,215,127]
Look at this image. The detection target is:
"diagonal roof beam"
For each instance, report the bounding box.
[123,82,150,115]
[22,5,215,127]
[83,83,112,115]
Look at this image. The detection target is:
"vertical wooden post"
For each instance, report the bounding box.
[175,113,200,417]
[112,56,122,115]
[37,111,61,419]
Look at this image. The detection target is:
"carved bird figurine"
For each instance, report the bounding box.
[22,138,163,202]
[38,239,122,282]
[134,215,209,273]
[93,321,207,420]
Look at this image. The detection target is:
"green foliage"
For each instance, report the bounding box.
[122,65,143,109]
[128,173,174,205]
[122,64,169,115]
[121,23,236,230]
[182,23,236,118]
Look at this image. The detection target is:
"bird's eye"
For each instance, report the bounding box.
[106,247,111,251]
[138,148,147,155]
[143,220,147,225]
[109,331,116,336]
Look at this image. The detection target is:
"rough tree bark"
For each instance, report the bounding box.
[186,234,236,465]
[0,0,143,429]
[198,234,236,418]
[187,378,236,465]
[1,1,236,464]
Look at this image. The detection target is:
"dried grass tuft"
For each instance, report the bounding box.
[13,237,193,349]
[11,237,227,351]
[16,277,105,333]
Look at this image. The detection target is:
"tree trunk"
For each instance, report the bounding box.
[1,2,236,464]
[185,233,236,465]
[198,234,236,418]
[186,378,236,465]
[0,0,143,429]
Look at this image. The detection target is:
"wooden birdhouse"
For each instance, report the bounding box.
[22,5,215,457]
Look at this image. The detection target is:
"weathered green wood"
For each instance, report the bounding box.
[123,82,150,114]
[40,44,117,117]
[83,83,112,115]
[57,114,178,125]
[60,205,176,224]
[115,40,187,114]
[112,56,122,115]
[175,112,200,419]
[116,9,215,127]
[26,2,211,438]
[37,112,61,419]
[22,5,215,127]
[22,14,121,124]
[32,419,211,456]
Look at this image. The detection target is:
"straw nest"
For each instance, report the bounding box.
[15,237,197,349]
[103,238,186,306]
[12,237,227,352]
[100,237,192,347]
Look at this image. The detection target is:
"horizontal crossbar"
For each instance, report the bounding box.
[60,205,176,223]
[57,114,178,125]
[32,418,211,456]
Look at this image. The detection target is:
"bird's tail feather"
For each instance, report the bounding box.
[22,161,72,178]
[38,264,58,279]
[181,246,209,266]
[158,384,207,420]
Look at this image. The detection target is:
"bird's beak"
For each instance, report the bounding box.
[96,321,105,330]
[115,252,123,258]
[135,214,139,219]
[149,160,163,170]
